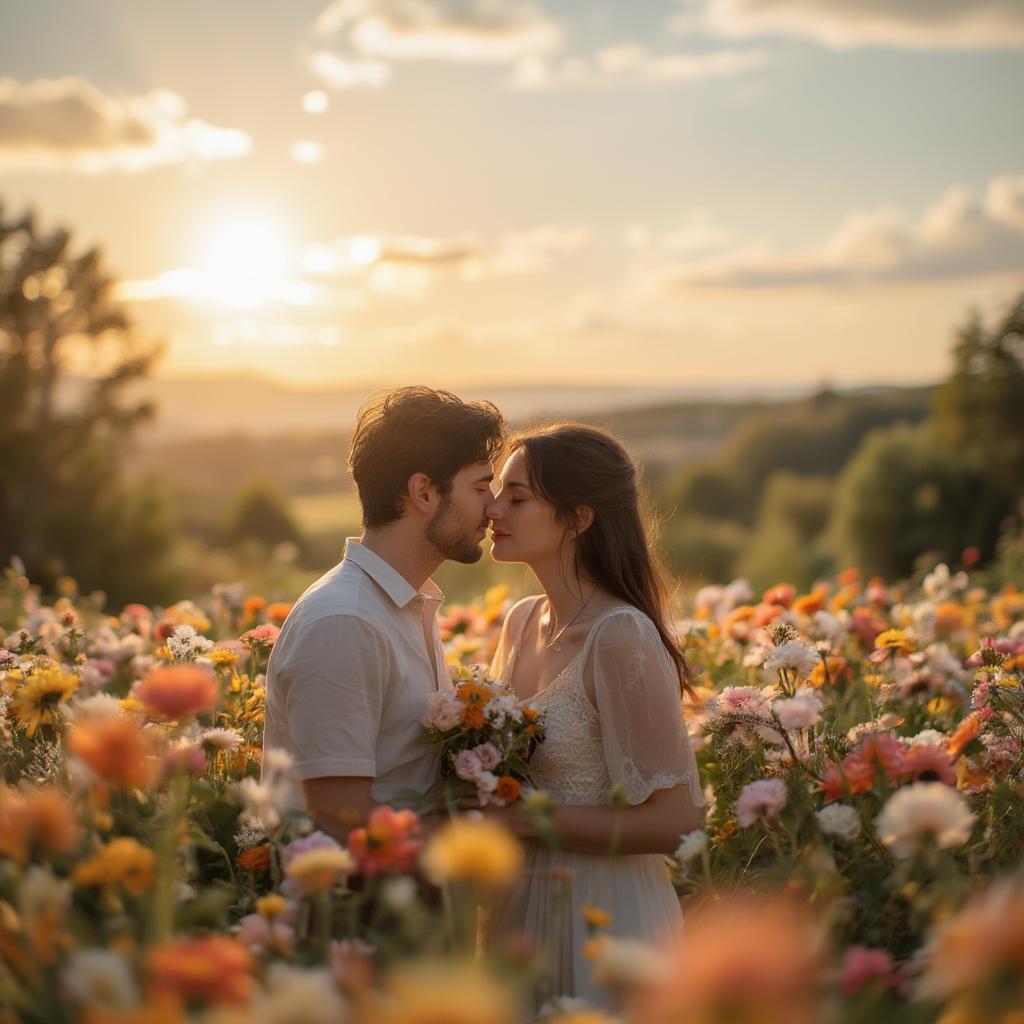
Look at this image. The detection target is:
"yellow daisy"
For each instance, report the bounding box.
[10,664,80,737]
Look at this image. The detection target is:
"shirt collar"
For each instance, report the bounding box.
[343,538,445,609]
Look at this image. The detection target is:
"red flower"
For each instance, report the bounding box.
[347,806,423,877]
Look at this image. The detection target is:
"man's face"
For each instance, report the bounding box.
[425,462,495,564]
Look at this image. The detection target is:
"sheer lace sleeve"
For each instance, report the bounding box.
[583,609,705,807]
[488,596,541,683]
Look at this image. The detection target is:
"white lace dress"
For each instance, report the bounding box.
[489,598,704,1008]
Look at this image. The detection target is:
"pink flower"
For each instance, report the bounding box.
[237,913,295,955]
[840,946,896,996]
[240,624,280,648]
[454,749,483,780]
[473,743,502,771]
[422,691,464,731]
[713,686,768,719]
[347,806,423,877]
[735,778,788,827]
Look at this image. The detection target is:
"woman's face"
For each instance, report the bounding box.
[485,448,567,565]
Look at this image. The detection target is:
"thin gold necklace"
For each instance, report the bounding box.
[543,589,595,653]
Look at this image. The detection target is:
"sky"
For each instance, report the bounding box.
[2,0,1023,389]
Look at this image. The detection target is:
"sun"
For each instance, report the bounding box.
[204,220,289,309]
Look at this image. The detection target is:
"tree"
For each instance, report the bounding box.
[932,291,1024,491]
[0,205,177,604]
[225,482,303,551]
[827,423,1011,579]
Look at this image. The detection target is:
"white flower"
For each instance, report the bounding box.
[61,949,138,1010]
[63,693,124,723]
[816,804,861,841]
[202,727,243,750]
[876,783,976,858]
[773,693,822,731]
[762,639,818,676]
[484,693,521,726]
[381,876,417,910]
[908,728,947,747]
[167,624,214,660]
[260,965,348,1024]
[923,563,968,601]
[674,829,708,863]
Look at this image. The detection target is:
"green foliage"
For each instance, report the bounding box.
[932,294,1024,492]
[661,513,748,586]
[0,205,178,605]
[737,472,834,589]
[668,462,746,521]
[828,422,1012,578]
[225,481,304,550]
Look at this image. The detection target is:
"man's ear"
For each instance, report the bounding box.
[574,506,595,535]
[406,472,437,516]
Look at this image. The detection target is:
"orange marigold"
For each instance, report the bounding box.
[947,714,982,758]
[495,776,522,803]
[68,714,158,790]
[237,843,272,873]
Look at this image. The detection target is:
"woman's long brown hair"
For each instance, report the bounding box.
[509,424,697,699]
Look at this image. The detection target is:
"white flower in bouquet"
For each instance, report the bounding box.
[816,804,861,841]
[876,782,976,857]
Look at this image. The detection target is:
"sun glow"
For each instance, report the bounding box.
[203,220,290,310]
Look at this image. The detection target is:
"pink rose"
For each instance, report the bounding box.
[454,749,483,780]
[423,692,463,731]
[473,743,502,771]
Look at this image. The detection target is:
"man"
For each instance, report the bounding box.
[262,386,504,840]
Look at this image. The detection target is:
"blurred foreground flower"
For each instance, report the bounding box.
[347,806,423,877]
[421,817,522,888]
[875,782,976,857]
[136,664,219,720]
[147,934,252,1006]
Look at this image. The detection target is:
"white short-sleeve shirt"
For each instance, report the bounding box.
[262,538,449,808]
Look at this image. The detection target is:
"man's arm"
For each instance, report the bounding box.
[301,776,375,843]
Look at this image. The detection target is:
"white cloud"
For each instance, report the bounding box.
[0,78,250,174]
[656,173,1024,290]
[673,0,1024,50]
[315,0,561,63]
[308,51,392,88]
[509,44,771,90]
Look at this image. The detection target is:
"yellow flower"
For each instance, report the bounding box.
[583,905,613,929]
[874,629,914,654]
[582,935,613,961]
[208,648,240,670]
[357,961,517,1024]
[10,664,79,737]
[421,818,522,888]
[256,894,286,919]
[284,847,355,893]
[73,838,156,896]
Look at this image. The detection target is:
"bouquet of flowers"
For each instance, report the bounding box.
[422,664,546,806]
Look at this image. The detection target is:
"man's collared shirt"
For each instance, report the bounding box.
[263,538,449,808]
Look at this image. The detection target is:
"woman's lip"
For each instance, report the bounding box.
[491,531,509,539]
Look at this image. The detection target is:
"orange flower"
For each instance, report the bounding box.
[68,714,158,790]
[348,806,423,877]
[237,844,272,873]
[723,605,757,641]
[243,595,266,619]
[947,715,982,758]
[148,935,252,1006]
[265,602,293,625]
[463,706,486,729]
[753,604,784,628]
[808,657,851,688]
[494,776,522,803]
[793,588,828,616]
[0,785,80,862]
[136,665,219,720]
[933,602,965,636]
[762,584,797,608]
[837,567,861,587]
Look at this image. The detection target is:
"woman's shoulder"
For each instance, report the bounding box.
[501,594,544,633]
[588,603,664,648]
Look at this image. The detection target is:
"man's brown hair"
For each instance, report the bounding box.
[348,387,505,527]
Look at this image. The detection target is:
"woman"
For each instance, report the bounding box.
[481,424,704,1008]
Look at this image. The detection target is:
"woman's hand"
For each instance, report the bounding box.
[456,798,534,840]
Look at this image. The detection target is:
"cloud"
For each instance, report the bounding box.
[308,51,392,88]
[299,226,590,295]
[656,173,1024,291]
[509,43,771,90]
[672,0,1024,50]
[314,0,561,63]
[0,78,250,174]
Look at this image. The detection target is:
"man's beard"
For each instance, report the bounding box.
[426,494,484,564]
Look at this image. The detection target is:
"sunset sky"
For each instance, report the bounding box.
[3,0,1023,389]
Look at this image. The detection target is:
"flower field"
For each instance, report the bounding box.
[1,560,1023,1023]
